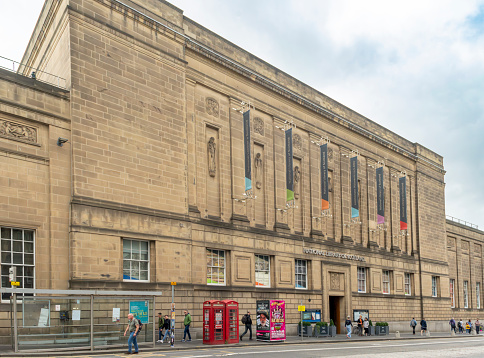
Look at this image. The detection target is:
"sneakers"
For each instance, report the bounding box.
[181,339,185,342]
[157,340,162,343]
[240,335,243,341]
[188,339,192,342]
[160,340,164,344]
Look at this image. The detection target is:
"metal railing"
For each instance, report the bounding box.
[446,215,478,229]
[0,55,67,89]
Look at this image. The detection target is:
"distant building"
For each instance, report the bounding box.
[0,0,482,342]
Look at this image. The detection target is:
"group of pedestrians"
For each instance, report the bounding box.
[410,317,428,335]
[345,315,370,338]
[449,318,480,334]
[124,310,192,355]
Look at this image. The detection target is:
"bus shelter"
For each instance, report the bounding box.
[0,288,162,353]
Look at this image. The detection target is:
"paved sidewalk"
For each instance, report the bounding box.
[1,332,482,357]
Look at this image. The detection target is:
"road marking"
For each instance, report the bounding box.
[169,338,484,357]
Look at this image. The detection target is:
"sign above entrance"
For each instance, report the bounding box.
[303,248,366,262]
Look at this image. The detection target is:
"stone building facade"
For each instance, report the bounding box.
[0,0,483,341]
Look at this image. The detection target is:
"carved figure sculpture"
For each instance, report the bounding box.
[255,152,263,189]
[208,137,216,177]
[294,165,301,199]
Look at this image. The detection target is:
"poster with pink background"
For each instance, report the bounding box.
[269,300,285,341]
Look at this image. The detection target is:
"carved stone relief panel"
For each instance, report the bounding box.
[462,240,470,253]
[330,272,342,290]
[475,243,482,257]
[206,97,219,117]
[447,237,456,251]
[0,119,37,143]
[293,133,302,151]
[255,152,263,190]
[253,117,264,136]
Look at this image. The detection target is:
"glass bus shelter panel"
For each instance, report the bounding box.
[18,297,91,350]
[92,298,154,347]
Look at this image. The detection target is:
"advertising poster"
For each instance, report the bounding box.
[243,110,252,192]
[270,300,286,341]
[256,300,270,341]
[112,307,120,322]
[129,301,149,324]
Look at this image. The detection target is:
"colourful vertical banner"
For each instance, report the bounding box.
[285,128,294,201]
[399,176,407,230]
[243,110,252,191]
[350,156,359,218]
[376,166,385,224]
[320,144,329,210]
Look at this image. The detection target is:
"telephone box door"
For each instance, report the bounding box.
[222,300,239,343]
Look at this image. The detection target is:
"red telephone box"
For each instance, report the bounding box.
[203,300,225,345]
[222,300,239,343]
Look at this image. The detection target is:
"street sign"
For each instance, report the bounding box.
[10,281,20,286]
[171,282,177,285]
[298,305,305,312]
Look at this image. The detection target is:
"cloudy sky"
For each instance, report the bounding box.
[1,0,483,229]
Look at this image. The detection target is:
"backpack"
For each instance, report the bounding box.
[137,318,143,332]
[241,315,247,324]
[411,320,416,327]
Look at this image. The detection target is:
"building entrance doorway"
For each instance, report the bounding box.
[329,296,343,334]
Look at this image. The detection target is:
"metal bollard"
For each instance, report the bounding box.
[395,331,400,338]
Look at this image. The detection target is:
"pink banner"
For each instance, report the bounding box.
[270,300,286,341]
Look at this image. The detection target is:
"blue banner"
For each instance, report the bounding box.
[243,110,252,191]
[350,156,359,218]
[285,129,294,201]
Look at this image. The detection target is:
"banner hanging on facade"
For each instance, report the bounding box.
[285,128,294,202]
[376,166,384,224]
[399,176,407,230]
[243,110,252,191]
[350,156,359,218]
[320,144,329,211]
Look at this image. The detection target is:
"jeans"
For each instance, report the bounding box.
[240,325,252,339]
[159,328,162,341]
[346,325,352,337]
[162,328,171,341]
[183,325,191,340]
[412,326,415,334]
[128,332,138,353]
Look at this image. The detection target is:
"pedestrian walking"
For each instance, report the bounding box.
[363,317,369,336]
[449,317,456,333]
[182,310,192,342]
[157,312,164,342]
[160,314,170,343]
[410,317,417,335]
[476,319,480,335]
[458,319,464,334]
[420,318,427,336]
[240,311,253,341]
[124,313,140,354]
[357,315,363,336]
[345,316,352,338]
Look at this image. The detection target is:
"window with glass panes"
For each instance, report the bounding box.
[295,259,307,289]
[357,267,366,293]
[450,279,455,308]
[432,276,438,297]
[122,239,149,281]
[255,255,270,287]
[477,283,481,309]
[207,249,225,285]
[1,227,35,300]
[405,273,412,295]
[464,280,468,308]
[382,270,390,294]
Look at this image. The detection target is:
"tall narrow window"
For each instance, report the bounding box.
[1,227,35,300]
[450,279,455,308]
[405,273,412,296]
[295,259,307,289]
[123,239,149,281]
[207,249,226,285]
[382,270,390,294]
[357,267,366,293]
[477,282,481,309]
[255,255,270,287]
[432,276,438,297]
[464,280,469,308]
